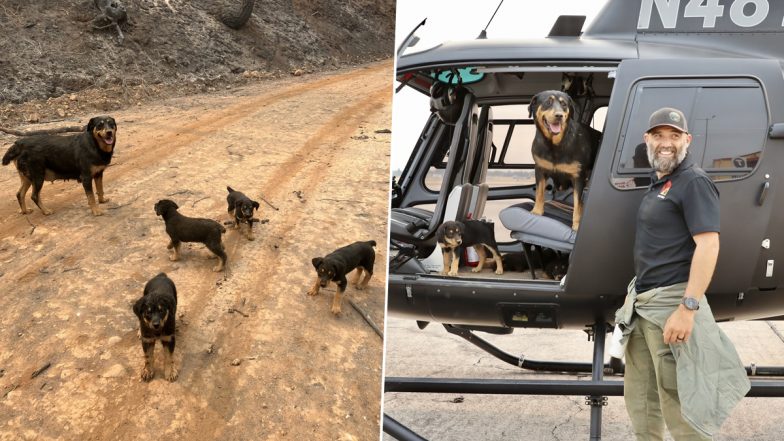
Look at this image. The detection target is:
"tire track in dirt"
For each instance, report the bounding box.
[103,71,389,437]
[0,63,389,290]
[0,63,389,239]
[176,85,392,438]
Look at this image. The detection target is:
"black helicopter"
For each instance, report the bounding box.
[385,1,784,439]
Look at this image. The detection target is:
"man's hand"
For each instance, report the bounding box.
[663,305,696,344]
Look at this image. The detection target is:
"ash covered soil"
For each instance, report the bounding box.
[0,61,392,441]
[0,1,395,439]
[0,0,395,124]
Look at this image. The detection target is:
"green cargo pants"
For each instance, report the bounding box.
[624,316,712,441]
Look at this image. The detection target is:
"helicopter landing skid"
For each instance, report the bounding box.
[384,321,784,440]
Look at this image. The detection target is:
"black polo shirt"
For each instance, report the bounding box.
[634,154,720,292]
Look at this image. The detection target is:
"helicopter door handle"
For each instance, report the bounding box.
[758,181,770,206]
[769,123,784,139]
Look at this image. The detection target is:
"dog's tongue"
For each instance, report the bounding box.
[548,121,562,134]
[104,136,114,145]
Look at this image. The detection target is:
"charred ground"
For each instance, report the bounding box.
[0,1,394,439]
[0,0,395,124]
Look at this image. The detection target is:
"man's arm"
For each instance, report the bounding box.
[662,231,720,344]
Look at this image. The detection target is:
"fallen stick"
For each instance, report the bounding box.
[23,215,36,235]
[31,362,52,379]
[223,218,269,226]
[259,194,279,211]
[107,195,139,210]
[347,298,383,340]
[228,307,249,318]
[166,190,192,196]
[2,385,18,399]
[191,196,210,208]
[319,198,362,203]
[0,125,84,137]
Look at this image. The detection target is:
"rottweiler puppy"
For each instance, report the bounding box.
[1,116,117,216]
[226,186,260,241]
[529,90,601,231]
[501,252,529,273]
[502,248,569,281]
[133,272,178,382]
[436,220,503,277]
[544,253,569,281]
[154,199,227,272]
[308,240,376,315]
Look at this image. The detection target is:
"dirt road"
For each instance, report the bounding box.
[0,61,392,440]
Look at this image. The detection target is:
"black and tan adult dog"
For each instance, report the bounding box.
[529,90,600,231]
[308,240,376,315]
[436,220,503,277]
[226,186,260,241]
[154,199,227,272]
[1,116,117,216]
[133,272,178,382]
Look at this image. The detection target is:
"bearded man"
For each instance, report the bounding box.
[614,108,750,440]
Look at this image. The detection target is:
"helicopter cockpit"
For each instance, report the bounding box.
[390,60,616,287]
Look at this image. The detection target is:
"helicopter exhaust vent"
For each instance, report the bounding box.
[548,15,586,38]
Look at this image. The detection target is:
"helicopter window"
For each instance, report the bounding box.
[696,87,765,178]
[612,79,767,189]
[424,153,447,192]
[483,105,537,189]
[423,125,454,192]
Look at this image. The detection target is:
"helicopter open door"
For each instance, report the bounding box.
[573,57,784,318]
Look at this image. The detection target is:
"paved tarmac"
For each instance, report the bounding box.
[383,317,784,441]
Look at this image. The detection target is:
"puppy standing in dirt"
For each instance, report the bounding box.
[437,220,503,277]
[226,186,260,241]
[1,116,117,216]
[133,272,178,382]
[154,199,227,272]
[309,240,376,315]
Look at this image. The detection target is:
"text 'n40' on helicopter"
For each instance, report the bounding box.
[385,0,784,439]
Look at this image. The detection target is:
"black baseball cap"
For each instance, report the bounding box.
[646,107,688,133]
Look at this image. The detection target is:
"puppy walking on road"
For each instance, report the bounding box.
[154,199,227,272]
[226,186,260,241]
[308,240,376,315]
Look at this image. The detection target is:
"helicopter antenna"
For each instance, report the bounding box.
[477,0,504,39]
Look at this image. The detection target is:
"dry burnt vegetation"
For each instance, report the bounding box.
[0,0,395,125]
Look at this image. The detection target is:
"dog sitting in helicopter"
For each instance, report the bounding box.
[390,72,602,281]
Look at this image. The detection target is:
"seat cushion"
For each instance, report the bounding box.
[390,207,433,242]
[499,203,576,252]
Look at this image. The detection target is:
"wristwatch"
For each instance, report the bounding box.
[681,296,700,311]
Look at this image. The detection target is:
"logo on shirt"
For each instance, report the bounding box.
[657,180,672,199]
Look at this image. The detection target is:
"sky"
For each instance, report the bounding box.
[391,0,610,172]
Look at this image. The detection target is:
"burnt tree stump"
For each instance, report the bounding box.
[221,0,255,30]
[92,0,128,45]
